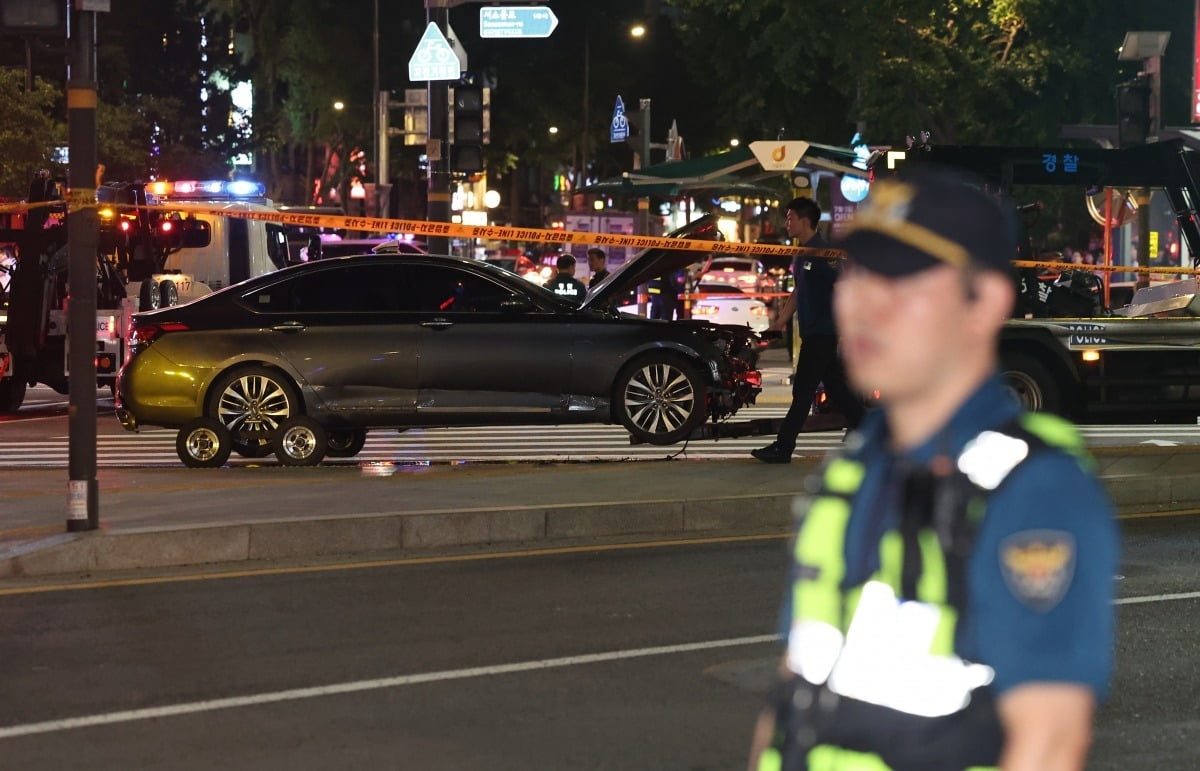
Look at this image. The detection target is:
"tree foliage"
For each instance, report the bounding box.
[0,69,63,198]
[663,0,1173,148]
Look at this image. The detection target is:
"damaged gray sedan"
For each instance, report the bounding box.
[116,215,763,467]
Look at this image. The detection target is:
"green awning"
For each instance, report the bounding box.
[582,141,863,197]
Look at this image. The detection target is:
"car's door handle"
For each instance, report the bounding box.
[270,322,306,333]
[420,319,453,330]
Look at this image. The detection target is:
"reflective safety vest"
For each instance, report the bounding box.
[759,412,1088,771]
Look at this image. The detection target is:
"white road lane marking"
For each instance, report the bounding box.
[0,634,781,739]
[1,588,1197,740]
[1114,590,1200,605]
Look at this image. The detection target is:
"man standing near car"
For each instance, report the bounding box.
[752,197,863,463]
[548,254,587,304]
[587,248,610,286]
[746,168,1117,771]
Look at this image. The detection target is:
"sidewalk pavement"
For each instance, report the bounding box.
[3,345,1199,579]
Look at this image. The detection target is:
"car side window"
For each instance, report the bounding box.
[245,264,408,312]
[402,265,514,313]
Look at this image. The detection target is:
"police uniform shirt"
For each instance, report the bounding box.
[781,375,1118,701]
[791,232,838,336]
[549,276,587,303]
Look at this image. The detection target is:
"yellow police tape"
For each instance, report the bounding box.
[3,196,1200,278]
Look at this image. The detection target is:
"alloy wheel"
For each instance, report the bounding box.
[622,361,699,440]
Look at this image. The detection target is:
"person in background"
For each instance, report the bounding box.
[547,254,587,304]
[747,168,1118,771]
[752,196,863,463]
[587,248,610,286]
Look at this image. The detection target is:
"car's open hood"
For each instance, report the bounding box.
[581,215,725,310]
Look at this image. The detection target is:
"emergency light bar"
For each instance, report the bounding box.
[147,180,266,198]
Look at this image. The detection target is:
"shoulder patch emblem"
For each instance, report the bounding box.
[999,530,1076,612]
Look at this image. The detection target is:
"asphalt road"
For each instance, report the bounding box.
[1,516,1198,770]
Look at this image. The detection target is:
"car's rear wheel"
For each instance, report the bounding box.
[209,366,300,447]
[176,417,232,468]
[615,354,707,445]
[273,416,328,466]
[1000,352,1063,415]
[159,278,178,308]
[327,428,368,458]
[138,278,160,312]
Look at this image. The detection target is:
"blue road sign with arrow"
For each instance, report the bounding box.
[479,6,559,39]
[610,96,629,143]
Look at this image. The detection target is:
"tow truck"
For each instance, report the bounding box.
[877,139,1200,422]
[0,179,290,412]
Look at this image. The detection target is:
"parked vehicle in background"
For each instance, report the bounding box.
[300,237,427,261]
[700,255,776,297]
[116,215,762,467]
[0,179,287,412]
[687,282,770,333]
[278,205,346,262]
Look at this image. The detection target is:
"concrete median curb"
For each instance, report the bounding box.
[0,492,799,579]
[3,448,1200,580]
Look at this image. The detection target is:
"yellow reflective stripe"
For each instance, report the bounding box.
[843,583,863,625]
[1020,411,1094,471]
[756,748,782,771]
[824,458,865,495]
[916,529,946,604]
[808,745,997,770]
[914,529,955,654]
[794,496,852,627]
[808,744,892,770]
[877,531,903,589]
[1018,411,1081,451]
[932,604,957,657]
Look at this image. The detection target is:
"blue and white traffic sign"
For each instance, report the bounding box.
[408,22,461,82]
[479,6,559,39]
[610,96,629,143]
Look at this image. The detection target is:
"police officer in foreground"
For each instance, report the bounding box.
[747,168,1118,771]
[547,254,587,304]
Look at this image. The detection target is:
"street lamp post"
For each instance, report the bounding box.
[580,22,648,192]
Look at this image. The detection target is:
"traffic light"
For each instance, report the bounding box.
[1116,77,1152,148]
[451,85,484,174]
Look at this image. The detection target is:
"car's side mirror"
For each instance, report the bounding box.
[500,296,534,313]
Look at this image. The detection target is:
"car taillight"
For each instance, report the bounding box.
[750,306,768,316]
[129,321,189,348]
[692,304,719,315]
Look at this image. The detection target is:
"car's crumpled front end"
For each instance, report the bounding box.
[701,322,762,421]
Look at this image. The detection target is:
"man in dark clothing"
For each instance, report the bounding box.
[547,254,587,304]
[587,248,610,286]
[752,197,864,463]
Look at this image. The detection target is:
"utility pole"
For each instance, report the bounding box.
[66,3,102,532]
[372,0,380,214]
[424,0,454,255]
[637,98,651,236]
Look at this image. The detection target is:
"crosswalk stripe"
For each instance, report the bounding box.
[3,402,1198,468]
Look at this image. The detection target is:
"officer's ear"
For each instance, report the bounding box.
[966,269,1016,330]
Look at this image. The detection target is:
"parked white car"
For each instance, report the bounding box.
[687,282,770,332]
